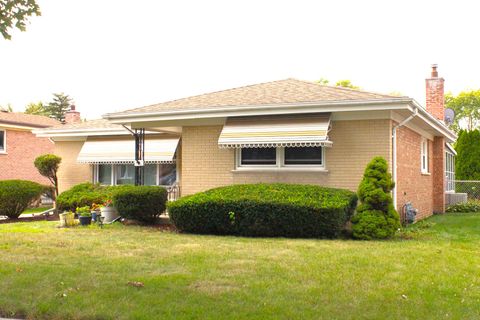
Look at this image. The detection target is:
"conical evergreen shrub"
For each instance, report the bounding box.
[351,156,400,239]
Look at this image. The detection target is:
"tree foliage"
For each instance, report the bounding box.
[455,130,480,180]
[351,157,400,240]
[24,101,48,115]
[34,154,61,198]
[335,79,360,89]
[45,93,72,122]
[0,0,41,40]
[0,103,13,112]
[445,90,480,132]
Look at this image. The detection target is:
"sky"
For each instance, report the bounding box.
[1,0,480,120]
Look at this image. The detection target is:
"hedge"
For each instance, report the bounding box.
[446,200,480,213]
[168,183,358,238]
[0,180,44,219]
[112,185,168,224]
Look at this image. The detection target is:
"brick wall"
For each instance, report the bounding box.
[54,140,92,193]
[181,120,391,195]
[395,125,435,219]
[0,128,54,184]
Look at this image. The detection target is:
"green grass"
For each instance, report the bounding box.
[1,214,480,319]
[21,207,52,215]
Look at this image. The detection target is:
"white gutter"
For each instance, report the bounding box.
[392,108,418,211]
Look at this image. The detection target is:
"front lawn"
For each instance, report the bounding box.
[1,214,480,319]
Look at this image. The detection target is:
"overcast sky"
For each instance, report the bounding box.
[1,0,479,119]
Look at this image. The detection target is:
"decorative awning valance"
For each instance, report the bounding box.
[218,113,332,148]
[77,137,180,164]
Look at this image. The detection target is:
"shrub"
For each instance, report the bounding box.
[446,200,480,213]
[34,154,61,198]
[168,183,358,238]
[0,180,44,219]
[112,185,168,224]
[351,157,400,240]
[455,130,480,180]
[56,182,108,212]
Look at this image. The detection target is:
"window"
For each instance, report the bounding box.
[241,148,276,165]
[445,151,455,192]
[237,146,324,169]
[94,163,177,186]
[0,130,5,153]
[421,138,429,173]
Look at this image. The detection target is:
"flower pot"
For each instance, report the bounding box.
[79,216,92,226]
[59,212,75,227]
[91,210,99,222]
[101,206,119,223]
[59,213,67,227]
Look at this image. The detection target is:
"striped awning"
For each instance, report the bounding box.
[218,113,332,148]
[77,137,179,164]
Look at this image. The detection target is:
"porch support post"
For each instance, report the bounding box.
[134,128,145,186]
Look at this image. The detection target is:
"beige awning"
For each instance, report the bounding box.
[77,137,179,164]
[218,113,332,148]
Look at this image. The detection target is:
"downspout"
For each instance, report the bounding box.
[392,108,418,210]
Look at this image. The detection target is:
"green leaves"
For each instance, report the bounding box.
[0,0,41,40]
[455,130,480,180]
[445,90,480,132]
[352,157,400,240]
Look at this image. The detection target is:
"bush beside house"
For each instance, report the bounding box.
[168,183,358,238]
[112,186,168,223]
[0,180,44,219]
[351,157,400,240]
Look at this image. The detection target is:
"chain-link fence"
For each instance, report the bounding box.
[452,180,480,200]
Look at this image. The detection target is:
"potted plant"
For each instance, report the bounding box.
[77,206,92,226]
[91,203,101,222]
[59,211,75,227]
[100,199,119,223]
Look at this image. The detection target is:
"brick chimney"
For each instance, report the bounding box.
[425,64,445,121]
[64,105,81,124]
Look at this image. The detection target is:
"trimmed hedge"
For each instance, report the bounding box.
[0,180,44,219]
[112,185,168,224]
[168,183,358,238]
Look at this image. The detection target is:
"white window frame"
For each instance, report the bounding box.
[445,151,455,192]
[0,129,6,154]
[93,163,178,187]
[235,146,325,171]
[420,138,429,174]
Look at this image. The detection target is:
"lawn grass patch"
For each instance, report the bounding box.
[1,214,480,319]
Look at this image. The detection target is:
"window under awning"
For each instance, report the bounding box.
[77,137,180,164]
[218,113,332,148]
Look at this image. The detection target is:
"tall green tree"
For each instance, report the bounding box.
[455,130,480,180]
[45,93,72,122]
[0,0,41,40]
[445,90,480,132]
[24,101,48,115]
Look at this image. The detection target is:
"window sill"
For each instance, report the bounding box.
[0,151,7,155]
[232,167,329,173]
[421,172,431,176]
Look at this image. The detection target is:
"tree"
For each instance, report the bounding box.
[455,130,480,180]
[335,79,360,89]
[34,154,61,200]
[45,93,72,122]
[0,0,41,40]
[0,103,13,112]
[351,157,400,240]
[24,101,48,115]
[445,90,480,132]
[316,78,330,85]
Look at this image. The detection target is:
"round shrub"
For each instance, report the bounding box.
[56,182,107,212]
[112,185,168,224]
[168,183,358,238]
[0,180,44,219]
[351,157,400,240]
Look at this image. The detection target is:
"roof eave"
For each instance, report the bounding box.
[103,98,414,123]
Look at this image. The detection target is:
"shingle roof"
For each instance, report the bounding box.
[110,78,404,116]
[0,112,60,128]
[46,118,121,130]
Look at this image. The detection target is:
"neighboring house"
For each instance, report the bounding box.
[35,65,456,219]
[0,111,60,184]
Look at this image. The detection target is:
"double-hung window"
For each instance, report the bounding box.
[237,146,324,169]
[420,138,429,173]
[0,130,5,153]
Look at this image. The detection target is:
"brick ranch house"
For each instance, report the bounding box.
[0,111,59,184]
[35,66,456,219]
